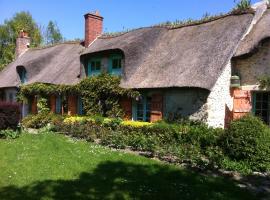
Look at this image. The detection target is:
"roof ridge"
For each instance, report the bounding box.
[99,9,255,39]
[100,27,165,39]
[29,41,82,51]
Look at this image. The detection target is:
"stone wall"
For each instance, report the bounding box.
[207,61,233,128]
[234,39,270,86]
[163,88,209,122]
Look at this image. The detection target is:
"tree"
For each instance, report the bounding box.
[0,11,42,70]
[45,21,63,45]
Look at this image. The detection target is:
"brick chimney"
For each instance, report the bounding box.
[16,30,30,58]
[84,11,103,47]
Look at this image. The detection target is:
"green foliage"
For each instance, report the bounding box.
[22,112,270,173]
[37,97,50,114]
[45,20,63,45]
[0,11,42,70]
[0,102,21,130]
[234,0,251,10]
[0,133,256,200]
[121,120,153,127]
[55,116,224,167]
[0,129,20,139]
[17,83,77,101]
[21,113,64,129]
[18,74,140,118]
[221,115,270,171]
[52,114,270,173]
[258,76,270,89]
[78,73,139,117]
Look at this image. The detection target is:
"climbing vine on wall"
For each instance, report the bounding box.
[17,73,140,117]
[258,76,270,90]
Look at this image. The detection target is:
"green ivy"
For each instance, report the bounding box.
[258,76,270,90]
[17,83,77,101]
[78,74,139,117]
[17,73,140,118]
[37,97,50,114]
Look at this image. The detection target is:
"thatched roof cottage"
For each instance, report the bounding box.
[1,1,270,128]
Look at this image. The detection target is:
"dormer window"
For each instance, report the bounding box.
[109,55,122,75]
[88,59,101,76]
[16,66,27,84]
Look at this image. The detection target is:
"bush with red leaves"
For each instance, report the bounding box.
[0,102,21,130]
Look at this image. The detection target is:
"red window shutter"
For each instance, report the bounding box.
[31,96,37,114]
[49,95,56,113]
[119,97,132,120]
[150,93,163,122]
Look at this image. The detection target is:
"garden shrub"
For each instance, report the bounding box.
[27,112,270,173]
[22,112,64,129]
[121,120,153,127]
[182,124,223,149]
[37,97,50,113]
[0,102,20,130]
[221,115,270,171]
[0,129,20,139]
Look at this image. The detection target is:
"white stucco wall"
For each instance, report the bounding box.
[206,61,233,128]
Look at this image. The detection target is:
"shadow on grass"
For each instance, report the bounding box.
[0,161,255,200]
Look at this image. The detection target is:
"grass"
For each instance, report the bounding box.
[0,132,257,200]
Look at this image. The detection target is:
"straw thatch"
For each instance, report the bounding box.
[83,14,253,90]
[235,9,270,57]
[0,42,84,88]
[0,13,254,90]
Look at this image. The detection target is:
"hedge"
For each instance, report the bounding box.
[0,102,20,130]
[21,114,270,173]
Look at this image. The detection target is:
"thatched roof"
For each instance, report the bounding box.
[0,12,257,91]
[235,9,270,57]
[83,13,253,90]
[0,42,84,88]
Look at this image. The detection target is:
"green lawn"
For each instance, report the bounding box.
[0,132,256,200]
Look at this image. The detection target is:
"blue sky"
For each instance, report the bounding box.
[0,0,261,40]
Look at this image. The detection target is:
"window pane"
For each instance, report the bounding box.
[112,59,121,69]
[263,93,268,101]
[256,93,262,101]
[254,93,270,124]
[263,101,268,109]
[91,61,95,71]
[96,61,101,70]
[256,102,261,110]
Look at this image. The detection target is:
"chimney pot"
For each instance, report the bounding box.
[19,30,29,38]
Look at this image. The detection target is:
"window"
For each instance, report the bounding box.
[109,55,122,75]
[88,59,101,76]
[253,92,270,124]
[132,95,152,122]
[17,66,27,84]
[9,93,15,102]
[112,58,121,69]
